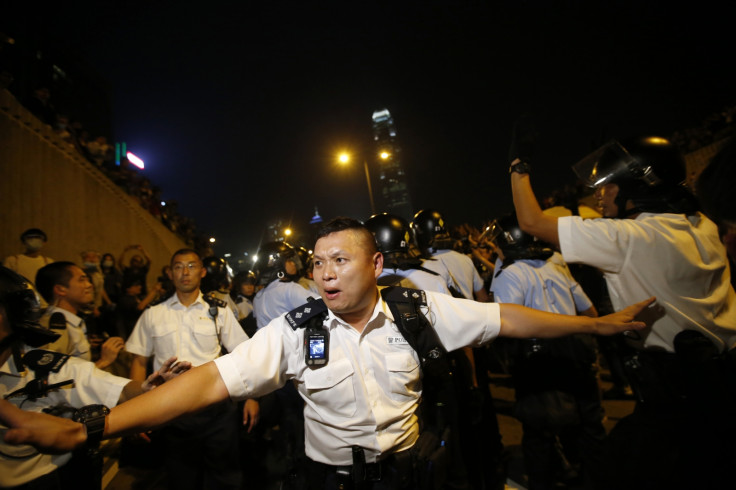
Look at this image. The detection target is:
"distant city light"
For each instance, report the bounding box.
[379,151,390,160]
[126,151,144,169]
[209,237,216,243]
[224,253,231,258]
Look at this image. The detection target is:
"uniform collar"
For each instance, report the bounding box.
[47,306,83,328]
[167,291,207,309]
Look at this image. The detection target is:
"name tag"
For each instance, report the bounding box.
[386,336,408,345]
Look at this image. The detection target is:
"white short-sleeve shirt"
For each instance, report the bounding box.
[0,350,129,487]
[215,288,500,465]
[558,213,736,352]
[126,292,249,370]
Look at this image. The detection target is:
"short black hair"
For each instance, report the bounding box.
[21,228,47,242]
[170,248,201,266]
[35,261,76,303]
[315,217,378,254]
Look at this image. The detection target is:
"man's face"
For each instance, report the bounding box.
[313,230,382,321]
[61,266,94,308]
[595,183,620,218]
[170,253,205,294]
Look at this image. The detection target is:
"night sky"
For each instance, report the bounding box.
[7,1,735,258]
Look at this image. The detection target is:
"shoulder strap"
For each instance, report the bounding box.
[380,286,450,380]
[285,297,328,330]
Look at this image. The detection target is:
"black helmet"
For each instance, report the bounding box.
[253,242,297,286]
[364,213,412,256]
[572,137,696,217]
[201,256,231,293]
[0,266,59,348]
[489,213,553,262]
[410,209,453,252]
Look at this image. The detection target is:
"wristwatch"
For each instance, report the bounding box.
[509,160,531,174]
[73,404,110,450]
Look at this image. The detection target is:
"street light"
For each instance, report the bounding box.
[338,151,386,216]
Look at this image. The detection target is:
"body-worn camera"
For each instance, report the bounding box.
[305,326,329,367]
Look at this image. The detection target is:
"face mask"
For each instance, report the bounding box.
[83,261,99,269]
[102,260,114,268]
[24,238,44,252]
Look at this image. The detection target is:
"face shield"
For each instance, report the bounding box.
[572,140,662,189]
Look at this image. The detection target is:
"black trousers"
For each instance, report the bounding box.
[161,399,242,490]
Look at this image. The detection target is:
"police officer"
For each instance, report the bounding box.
[509,135,736,489]
[410,209,491,302]
[364,213,450,294]
[0,219,654,490]
[0,266,189,489]
[201,256,240,319]
[253,242,312,329]
[489,213,605,490]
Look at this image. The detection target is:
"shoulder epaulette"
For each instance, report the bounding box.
[380,286,427,306]
[285,297,328,330]
[23,349,70,375]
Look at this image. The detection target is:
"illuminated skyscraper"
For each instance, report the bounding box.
[371,108,412,220]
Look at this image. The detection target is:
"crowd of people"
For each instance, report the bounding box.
[1,127,736,490]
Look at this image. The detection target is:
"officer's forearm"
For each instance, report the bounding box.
[105,361,230,438]
[498,300,650,338]
[510,171,560,247]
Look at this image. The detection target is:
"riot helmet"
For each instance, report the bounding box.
[364,213,412,256]
[489,213,553,262]
[253,242,297,286]
[572,137,696,218]
[201,256,231,293]
[0,266,58,348]
[410,209,454,253]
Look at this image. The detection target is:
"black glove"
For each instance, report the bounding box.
[508,114,538,164]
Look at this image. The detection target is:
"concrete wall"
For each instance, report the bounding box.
[0,89,187,288]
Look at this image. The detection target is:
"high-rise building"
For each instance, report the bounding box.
[371,108,412,220]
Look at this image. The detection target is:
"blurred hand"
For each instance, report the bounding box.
[242,399,260,433]
[141,356,192,391]
[99,337,125,365]
[0,400,87,454]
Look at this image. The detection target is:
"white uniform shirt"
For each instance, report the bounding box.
[558,213,736,352]
[491,252,593,315]
[126,292,248,371]
[0,350,129,487]
[254,280,312,329]
[424,249,484,299]
[214,289,500,465]
[377,268,451,295]
[41,306,92,361]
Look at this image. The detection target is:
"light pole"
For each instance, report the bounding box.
[338,151,389,216]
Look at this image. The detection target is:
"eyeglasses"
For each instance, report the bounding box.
[172,262,201,272]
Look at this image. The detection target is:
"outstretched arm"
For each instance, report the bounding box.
[510,161,560,248]
[499,296,655,338]
[2,361,228,452]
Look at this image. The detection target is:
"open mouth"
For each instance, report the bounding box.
[323,288,340,300]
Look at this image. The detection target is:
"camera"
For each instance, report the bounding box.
[305,327,329,366]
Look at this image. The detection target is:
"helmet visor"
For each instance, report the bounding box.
[572,140,636,188]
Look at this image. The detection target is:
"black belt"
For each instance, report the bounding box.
[310,446,414,487]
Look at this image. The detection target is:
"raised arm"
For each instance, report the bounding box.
[510,160,560,248]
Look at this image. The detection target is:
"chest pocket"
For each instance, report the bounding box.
[151,323,179,356]
[385,351,420,402]
[303,358,356,419]
[190,317,220,355]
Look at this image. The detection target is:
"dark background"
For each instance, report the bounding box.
[5,1,734,257]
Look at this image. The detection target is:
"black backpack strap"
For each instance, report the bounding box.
[380,286,451,380]
[285,297,328,331]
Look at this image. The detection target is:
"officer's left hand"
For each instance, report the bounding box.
[596,297,656,335]
[141,356,192,391]
[242,399,260,433]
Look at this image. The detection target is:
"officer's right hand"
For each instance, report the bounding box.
[0,400,87,454]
